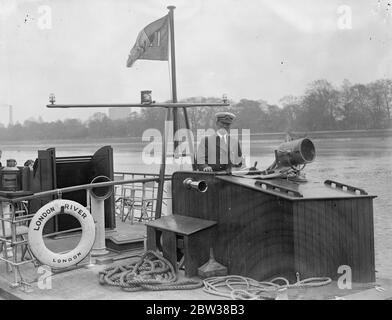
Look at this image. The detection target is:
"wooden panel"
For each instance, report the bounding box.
[146,215,216,236]
[293,200,301,276]
[356,198,376,282]
[146,226,157,251]
[56,146,115,231]
[345,199,354,273]
[172,172,295,281]
[162,231,177,273]
[30,148,57,233]
[184,229,212,277]
[56,160,90,231]
[367,201,376,282]
[351,198,361,280]
[293,198,375,282]
[172,172,375,283]
[173,173,230,267]
[30,146,115,232]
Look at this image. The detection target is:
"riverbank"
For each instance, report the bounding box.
[252,128,392,140]
[1,128,392,145]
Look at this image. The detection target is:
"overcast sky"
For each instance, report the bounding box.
[0,0,391,125]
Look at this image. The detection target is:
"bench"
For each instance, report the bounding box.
[146,215,217,277]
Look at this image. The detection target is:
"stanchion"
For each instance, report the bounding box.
[89,176,113,256]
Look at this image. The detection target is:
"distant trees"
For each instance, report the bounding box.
[0,78,391,141]
[333,79,392,130]
[300,80,340,130]
[234,99,265,131]
[183,97,228,130]
[181,79,391,133]
[279,95,301,131]
[339,83,371,129]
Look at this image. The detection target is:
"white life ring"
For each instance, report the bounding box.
[28,199,96,269]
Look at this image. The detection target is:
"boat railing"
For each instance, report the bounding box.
[0,174,172,253]
[0,174,172,240]
[0,176,169,203]
[0,174,172,285]
[0,175,172,250]
[113,172,172,223]
[0,173,170,267]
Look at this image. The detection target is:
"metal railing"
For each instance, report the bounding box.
[113,172,172,223]
[0,173,172,286]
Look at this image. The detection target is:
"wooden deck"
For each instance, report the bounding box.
[1,258,392,300]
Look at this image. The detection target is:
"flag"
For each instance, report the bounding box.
[126,15,169,67]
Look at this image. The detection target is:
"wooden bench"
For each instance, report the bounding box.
[146,215,217,277]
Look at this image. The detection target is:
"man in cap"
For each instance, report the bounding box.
[196,112,243,172]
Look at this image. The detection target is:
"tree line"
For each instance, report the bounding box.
[0,78,391,141]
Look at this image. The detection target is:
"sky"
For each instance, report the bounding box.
[0,0,391,125]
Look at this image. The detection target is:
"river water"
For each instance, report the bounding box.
[1,136,391,278]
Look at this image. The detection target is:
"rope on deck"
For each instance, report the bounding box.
[203,274,332,300]
[98,250,203,292]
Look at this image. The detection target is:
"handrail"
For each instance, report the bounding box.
[0,176,171,203]
[114,171,171,177]
[47,102,230,109]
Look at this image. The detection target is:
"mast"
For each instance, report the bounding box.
[167,6,195,168]
[168,7,178,106]
[155,108,171,218]
[167,6,178,156]
[155,5,177,218]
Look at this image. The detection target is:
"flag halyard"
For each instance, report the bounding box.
[126,14,169,67]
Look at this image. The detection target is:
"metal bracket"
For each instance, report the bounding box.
[324,180,368,195]
[255,180,303,198]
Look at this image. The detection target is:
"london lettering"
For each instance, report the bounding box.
[52,252,82,264]
[33,206,56,231]
[33,204,87,231]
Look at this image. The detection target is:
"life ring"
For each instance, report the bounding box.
[28,199,96,269]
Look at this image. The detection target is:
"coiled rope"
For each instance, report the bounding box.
[98,250,203,292]
[203,274,332,300]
